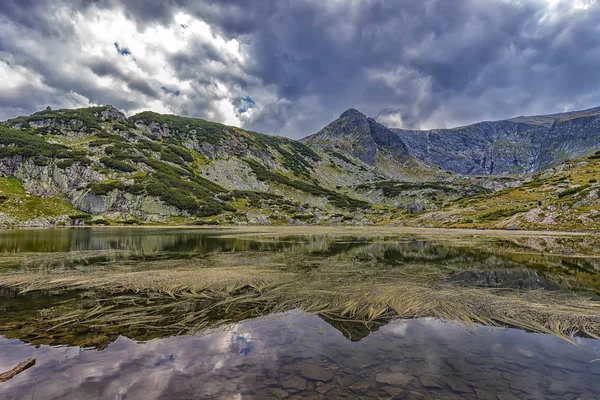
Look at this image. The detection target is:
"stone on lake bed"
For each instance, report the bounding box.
[549,370,567,381]
[548,381,571,395]
[518,349,535,358]
[297,363,335,382]
[349,381,370,394]
[587,363,600,375]
[270,388,289,399]
[446,379,473,393]
[465,355,487,365]
[496,394,520,400]
[419,375,443,389]
[375,372,412,387]
[474,388,496,400]
[281,376,307,393]
[509,379,534,393]
[256,378,278,389]
[381,386,404,396]
[546,360,582,372]
[404,390,427,400]
[315,382,336,394]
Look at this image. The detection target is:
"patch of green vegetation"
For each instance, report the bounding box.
[7,106,109,132]
[357,181,488,198]
[0,176,79,221]
[478,207,529,221]
[137,139,162,152]
[100,157,136,173]
[521,179,545,188]
[103,144,146,166]
[94,130,128,141]
[229,190,296,211]
[252,132,321,177]
[130,112,230,145]
[88,181,124,195]
[245,159,369,211]
[293,213,315,222]
[0,125,91,168]
[139,159,228,217]
[130,112,321,177]
[168,145,194,162]
[112,122,134,132]
[326,149,355,165]
[558,185,591,198]
[160,149,188,166]
[232,190,284,203]
[56,156,92,169]
[89,139,119,147]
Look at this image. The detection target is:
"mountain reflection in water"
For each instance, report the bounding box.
[1,311,600,399]
[1,227,600,399]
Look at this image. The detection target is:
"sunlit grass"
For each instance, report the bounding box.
[2,252,599,343]
[2,228,600,348]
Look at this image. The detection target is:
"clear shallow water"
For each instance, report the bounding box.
[1,227,600,399]
[1,312,600,399]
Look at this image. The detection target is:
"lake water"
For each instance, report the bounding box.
[1,227,600,399]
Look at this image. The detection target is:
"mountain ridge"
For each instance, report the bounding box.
[304,106,600,175]
[1,104,599,230]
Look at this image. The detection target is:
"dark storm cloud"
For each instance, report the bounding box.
[1,0,600,137]
[88,59,158,97]
[184,0,600,134]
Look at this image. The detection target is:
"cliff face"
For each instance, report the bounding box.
[305,107,600,176]
[392,108,600,175]
[392,121,547,175]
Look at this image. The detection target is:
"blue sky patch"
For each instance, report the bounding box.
[161,86,181,97]
[238,96,256,114]
[114,42,131,56]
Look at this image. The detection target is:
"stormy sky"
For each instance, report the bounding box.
[1,0,599,138]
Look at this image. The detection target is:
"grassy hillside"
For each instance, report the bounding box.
[0,106,382,226]
[407,152,600,230]
[2,105,599,229]
[0,176,80,224]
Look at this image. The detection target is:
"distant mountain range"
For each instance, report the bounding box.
[304,106,600,175]
[1,104,599,229]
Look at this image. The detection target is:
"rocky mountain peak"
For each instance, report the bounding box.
[97,105,126,122]
[340,108,367,120]
[301,108,409,165]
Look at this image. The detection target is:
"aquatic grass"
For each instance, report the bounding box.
[3,229,600,347]
[2,257,600,342]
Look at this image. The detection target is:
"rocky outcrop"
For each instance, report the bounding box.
[0,156,104,197]
[70,190,182,220]
[0,156,183,222]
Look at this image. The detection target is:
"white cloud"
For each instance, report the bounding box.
[0,4,261,127]
[1,0,600,135]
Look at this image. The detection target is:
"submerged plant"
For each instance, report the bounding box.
[2,234,600,349]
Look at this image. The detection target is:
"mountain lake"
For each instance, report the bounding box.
[0,227,599,399]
